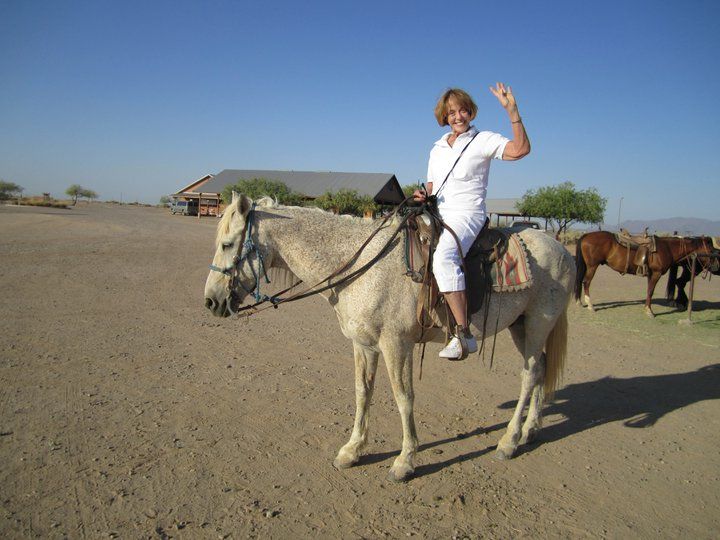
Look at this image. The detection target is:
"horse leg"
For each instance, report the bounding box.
[583,264,599,312]
[496,322,545,460]
[380,338,418,482]
[676,265,690,310]
[521,356,546,445]
[333,342,379,469]
[645,271,662,317]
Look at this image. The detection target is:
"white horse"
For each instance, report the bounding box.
[204,193,576,482]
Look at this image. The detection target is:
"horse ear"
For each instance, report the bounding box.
[231,191,240,204]
[237,194,252,217]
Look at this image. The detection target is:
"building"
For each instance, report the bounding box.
[171,170,526,223]
[172,169,399,218]
[171,174,219,217]
[486,198,523,226]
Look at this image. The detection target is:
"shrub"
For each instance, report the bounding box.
[221,178,305,206]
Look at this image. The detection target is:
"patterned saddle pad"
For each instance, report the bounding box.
[489,232,533,291]
[465,229,533,314]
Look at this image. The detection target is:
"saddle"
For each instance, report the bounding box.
[404,211,512,333]
[616,228,657,276]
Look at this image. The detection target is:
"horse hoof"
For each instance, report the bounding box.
[494,445,516,461]
[333,455,358,470]
[387,464,414,483]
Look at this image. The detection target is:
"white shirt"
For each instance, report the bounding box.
[427,125,508,214]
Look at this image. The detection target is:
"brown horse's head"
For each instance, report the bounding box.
[694,236,719,273]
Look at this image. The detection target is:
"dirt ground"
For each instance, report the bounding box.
[1,203,719,539]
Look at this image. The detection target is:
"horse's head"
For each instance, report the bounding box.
[697,236,720,273]
[699,236,714,254]
[204,192,274,317]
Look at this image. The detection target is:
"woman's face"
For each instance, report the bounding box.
[446,96,472,136]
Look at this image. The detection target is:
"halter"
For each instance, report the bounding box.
[208,203,279,310]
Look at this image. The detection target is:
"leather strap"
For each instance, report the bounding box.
[433,130,480,199]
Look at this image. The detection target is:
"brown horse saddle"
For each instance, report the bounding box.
[404,212,533,330]
[616,228,658,276]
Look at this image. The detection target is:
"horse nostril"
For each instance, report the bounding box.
[205,298,215,310]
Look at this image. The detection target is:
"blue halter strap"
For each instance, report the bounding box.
[209,203,279,305]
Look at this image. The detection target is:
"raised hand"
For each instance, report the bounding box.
[489,82,517,112]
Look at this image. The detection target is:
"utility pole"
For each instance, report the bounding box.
[617,197,623,229]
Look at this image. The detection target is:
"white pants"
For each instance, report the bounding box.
[433,210,486,292]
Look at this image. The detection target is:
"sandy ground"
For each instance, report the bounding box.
[1,203,719,539]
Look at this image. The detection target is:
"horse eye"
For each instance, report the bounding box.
[222,242,233,250]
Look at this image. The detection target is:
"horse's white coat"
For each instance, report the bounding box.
[205,194,576,481]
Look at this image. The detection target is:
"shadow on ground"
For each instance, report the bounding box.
[358,364,720,478]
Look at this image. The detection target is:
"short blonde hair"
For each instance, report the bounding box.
[434,88,478,126]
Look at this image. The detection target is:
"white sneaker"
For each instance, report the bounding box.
[439,334,478,360]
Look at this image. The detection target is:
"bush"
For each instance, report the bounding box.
[16,196,69,209]
[357,195,379,216]
[221,178,305,206]
[312,189,369,216]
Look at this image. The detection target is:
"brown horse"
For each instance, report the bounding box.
[574,231,713,317]
[665,242,720,309]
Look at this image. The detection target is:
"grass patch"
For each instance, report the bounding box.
[570,300,720,348]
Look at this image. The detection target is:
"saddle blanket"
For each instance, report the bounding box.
[489,233,533,292]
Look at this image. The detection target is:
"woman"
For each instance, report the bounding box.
[415,83,531,360]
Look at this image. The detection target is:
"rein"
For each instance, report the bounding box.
[212,198,426,318]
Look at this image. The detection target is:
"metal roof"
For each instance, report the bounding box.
[197,169,398,198]
[176,173,214,194]
[486,198,521,215]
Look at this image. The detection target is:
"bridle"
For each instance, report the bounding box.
[687,236,716,273]
[209,203,280,314]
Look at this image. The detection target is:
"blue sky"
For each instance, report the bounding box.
[1,0,719,221]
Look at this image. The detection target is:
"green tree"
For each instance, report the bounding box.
[516,182,606,239]
[65,184,83,205]
[80,188,98,202]
[65,184,98,204]
[66,185,98,204]
[0,180,24,200]
[221,178,304,206]
[159,195,171,206]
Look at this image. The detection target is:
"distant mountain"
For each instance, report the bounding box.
[600,217,720,236]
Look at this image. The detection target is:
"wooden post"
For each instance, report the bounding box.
[680,253,698,325]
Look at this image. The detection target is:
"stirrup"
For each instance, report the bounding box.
[439,332,478,361]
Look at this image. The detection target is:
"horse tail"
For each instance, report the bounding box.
[544,302,568,400]
[666,262,679,301]
[574,235,587,301]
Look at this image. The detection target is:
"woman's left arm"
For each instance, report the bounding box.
[489,82,531,161]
